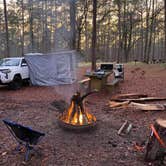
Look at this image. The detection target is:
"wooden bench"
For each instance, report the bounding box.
[78,78,90,84]
[78,78,90,91]
[106,78,120,92]
[114,69,124,80]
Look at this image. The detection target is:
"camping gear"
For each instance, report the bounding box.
[100,63,113,71]
[3,119,45,161]
[114,64,124,80]
[25,50,76,86]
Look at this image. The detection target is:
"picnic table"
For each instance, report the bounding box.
[84,71,112,91]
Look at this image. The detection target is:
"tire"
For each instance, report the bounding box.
[9,75,22,90]
[23,78,30,86]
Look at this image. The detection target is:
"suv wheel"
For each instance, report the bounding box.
[9,75,22,90]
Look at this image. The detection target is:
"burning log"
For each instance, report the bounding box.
[58,91,97,131]
[145,119,166,161]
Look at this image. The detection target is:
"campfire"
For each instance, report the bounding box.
[58,91,97,130]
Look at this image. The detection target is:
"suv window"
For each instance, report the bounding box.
[0,58,20,66]
[21,59,27,67]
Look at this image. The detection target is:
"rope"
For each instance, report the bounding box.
[150,124,166,148]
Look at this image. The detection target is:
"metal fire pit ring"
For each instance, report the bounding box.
[58,116,97,131]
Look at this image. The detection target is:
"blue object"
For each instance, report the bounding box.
[3,119,45,161]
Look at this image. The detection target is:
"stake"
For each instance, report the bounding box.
[118,120,128,135]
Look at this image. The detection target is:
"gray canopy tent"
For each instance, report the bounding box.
[25,50,76,86]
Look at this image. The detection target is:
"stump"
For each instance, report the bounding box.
[145,119,166,161]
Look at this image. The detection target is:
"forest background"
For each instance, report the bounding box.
[1,0,166,69]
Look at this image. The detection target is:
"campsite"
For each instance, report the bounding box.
[1,0,166,165]
[0,63,166,166]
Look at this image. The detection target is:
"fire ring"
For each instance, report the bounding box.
[58,91,97,131]
[58,113,97,131]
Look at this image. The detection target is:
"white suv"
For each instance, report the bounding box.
[0,57,29,89]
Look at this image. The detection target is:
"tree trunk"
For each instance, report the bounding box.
[117,0,122,63]
[3,0,9,57]
[147,0,155,63]
[140,9,144,62]
[42,0,49,53]
[21,0,24,56]
[29,0,34,52]
[69,0,76,50]
[91,0,97,70]
[144,0,151,63]
[164,0,166,61]
[145,119,166,161]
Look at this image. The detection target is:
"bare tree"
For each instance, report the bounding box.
[21,0,24,56]
[69,0,76,50]
[3,0,9,57]
[164,0,166,61]
[116,0,122,63]
[29,0,34,52]
[91,0,97,70]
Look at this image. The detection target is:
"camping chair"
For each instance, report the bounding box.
[3,119,45,161]
[113,64,124,80]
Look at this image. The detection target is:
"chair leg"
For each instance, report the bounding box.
[15,143,22,151]
[25,143,33,162]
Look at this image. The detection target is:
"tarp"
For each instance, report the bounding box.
[25,51,76,86]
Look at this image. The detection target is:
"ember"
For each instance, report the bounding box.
[58,91,97,130]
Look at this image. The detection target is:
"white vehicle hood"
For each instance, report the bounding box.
[0,66,18,70]
[0,66,19,72]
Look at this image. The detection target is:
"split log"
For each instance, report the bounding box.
[112,97,166,102]
[111,93,148,100]
[118,120,128,135]
[109,101,130,108]
[126,123,132,134]
[108,101,166,111]
[145,119,166,161]
[129,102,166,111]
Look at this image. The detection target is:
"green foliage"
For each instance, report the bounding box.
[0,0,165,63]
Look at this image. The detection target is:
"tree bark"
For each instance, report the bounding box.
[164,0,166,61]
[147,0,155,63]
[69,0,76,50]
[144,0,152,63]
[21,0,24,56]
[29,0,34,52]
[117,0,122,63]
[3,0,9,57]
[91,0,97,70]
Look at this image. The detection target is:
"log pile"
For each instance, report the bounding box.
[108,93,166,111]
[109,94,166,162]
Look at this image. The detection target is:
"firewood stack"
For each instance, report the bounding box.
[107,93,166,162]
[108,93,166,111]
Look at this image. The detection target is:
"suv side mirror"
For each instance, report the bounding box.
[21,63,27,67]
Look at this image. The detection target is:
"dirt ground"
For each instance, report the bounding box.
[0,63,166,166]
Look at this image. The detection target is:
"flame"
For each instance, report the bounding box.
[60,102,96,126]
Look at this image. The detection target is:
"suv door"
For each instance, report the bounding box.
[21,59,29,79]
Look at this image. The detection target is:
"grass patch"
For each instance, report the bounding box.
[160,63,166,69]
